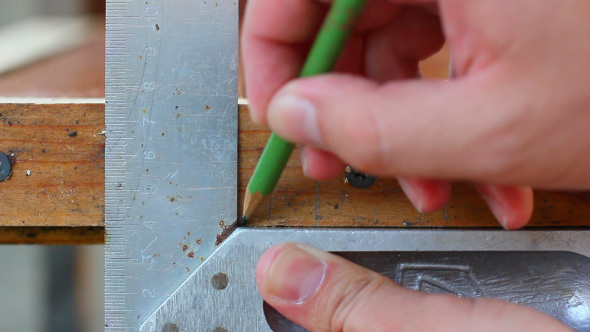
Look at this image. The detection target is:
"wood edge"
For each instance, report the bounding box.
[0,226,104,244]
[0,97,105,104]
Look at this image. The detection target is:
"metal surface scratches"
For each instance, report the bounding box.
[105,0,238,330]
[140,228,590,332]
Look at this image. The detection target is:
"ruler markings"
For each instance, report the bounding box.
[106,0,238,330]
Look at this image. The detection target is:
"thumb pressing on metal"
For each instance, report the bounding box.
[256,243,571,332]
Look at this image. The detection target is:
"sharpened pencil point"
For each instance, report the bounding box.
[239,215,248,226]
[242,189,264,222]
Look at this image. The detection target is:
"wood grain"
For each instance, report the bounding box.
[238,104,590,228]
[0,227,104,244]
[0,102,588,244]
[0,103,105,229]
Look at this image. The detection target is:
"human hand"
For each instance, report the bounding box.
[242,0,590,228]
[256,243,573,332]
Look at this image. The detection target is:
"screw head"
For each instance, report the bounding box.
[0,152,12,181]
[345,166,376,189]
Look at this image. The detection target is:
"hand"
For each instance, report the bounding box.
[242,0,590,228]
[257,243,573,332]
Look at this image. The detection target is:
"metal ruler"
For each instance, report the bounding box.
[105,1,590,331]
[105,0,238,330]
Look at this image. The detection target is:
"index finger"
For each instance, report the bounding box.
[242,0,403,124]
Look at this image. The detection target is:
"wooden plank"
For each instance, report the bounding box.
[238,104,590,228]
[0,103,105,228]
[0,102,587,244]
[0,227,103,244]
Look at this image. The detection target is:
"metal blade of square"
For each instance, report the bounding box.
[139,228,590,331]
[105,0,238,330]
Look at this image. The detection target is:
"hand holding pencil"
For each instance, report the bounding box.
[242,0,590,331]
[242,0,367,222]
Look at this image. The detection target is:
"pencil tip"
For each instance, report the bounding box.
[239,215,248,226]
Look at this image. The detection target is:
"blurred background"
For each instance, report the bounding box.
[0,0,104,331]
[0,0,104,97]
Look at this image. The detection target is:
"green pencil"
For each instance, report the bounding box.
[242,0,366,222]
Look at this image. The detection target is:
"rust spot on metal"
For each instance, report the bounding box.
[195,238,202,245]
[215,234,223,246]
[187,251,194,258]
[214,222,236,246]
[182,244,188,252]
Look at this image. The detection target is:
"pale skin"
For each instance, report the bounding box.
[242,0,590,331]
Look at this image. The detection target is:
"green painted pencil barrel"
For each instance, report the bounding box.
[246,0,366,198]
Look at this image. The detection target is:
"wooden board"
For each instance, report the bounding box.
[1,102,588,243]
[0,227,104,244]
[1,42,589,242]
[238,104,590,228]
[0,103,105,230]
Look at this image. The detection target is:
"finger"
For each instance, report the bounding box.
[265,72,534,185]
[398,177,452,212]
[299,148,454,213]
[363,5,444,81]
[357,6,449,213]
[332,5,443,80]
[257,242,570,332]
[300,6,444,183]
[474,184,533,229]
[242,0,402,124]
[242,0,323,124]
[300,146,345,180]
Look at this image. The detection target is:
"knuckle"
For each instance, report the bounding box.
[469,113,528,180]
[314,272,388,332]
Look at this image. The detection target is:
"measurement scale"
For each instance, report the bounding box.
[105,0,238,330]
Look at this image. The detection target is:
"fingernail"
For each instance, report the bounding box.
[398,178,424,213]
[300,149,310,177]
[264,244,326,303]
[479,191,509,229]
[268,94,322,144]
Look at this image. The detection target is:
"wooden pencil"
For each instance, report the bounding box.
[242,0,366,223]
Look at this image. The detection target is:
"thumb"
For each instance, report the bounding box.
[256,243,570,332]
[266,73,521,184]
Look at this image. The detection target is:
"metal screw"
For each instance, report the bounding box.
[345,166,377,189]
[0,152,12,181]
